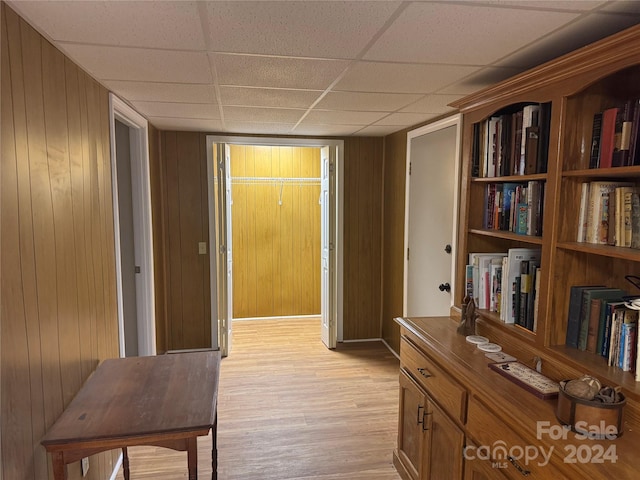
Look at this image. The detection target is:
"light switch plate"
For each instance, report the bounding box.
[198,242,207,255]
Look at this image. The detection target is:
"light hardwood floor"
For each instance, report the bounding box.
[115,318,401,479]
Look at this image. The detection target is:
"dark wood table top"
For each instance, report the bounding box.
[42,351,220,449]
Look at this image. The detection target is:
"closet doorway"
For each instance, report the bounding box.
[206,136,343,356]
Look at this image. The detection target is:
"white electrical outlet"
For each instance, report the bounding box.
[81,457,89,476]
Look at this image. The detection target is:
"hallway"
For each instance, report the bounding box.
[116,318,401,479]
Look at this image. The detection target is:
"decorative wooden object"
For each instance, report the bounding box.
[457,296,478,336]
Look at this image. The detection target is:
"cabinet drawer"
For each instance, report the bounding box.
[466,397,566,479]
[400,336,467,424]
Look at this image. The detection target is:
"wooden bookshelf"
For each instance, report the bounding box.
[451,24,640,419]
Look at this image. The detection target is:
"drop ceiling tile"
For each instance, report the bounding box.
[204,1,400,59]
[293,124,364,136]
[223,106,306,124]
[212,54,348,90]
[132,102,220,120]
[219,86,321,109]
[304,110,388,125]
[8,1,205,50]
[363,2,579,65]
[106,81,216,103]
[147,117,224,132]
[357,125,405,136]
[400,95,463,114]
[316,91,422,112]
[438,67,523,95]
[375,112,438,126]
[224,122,296,135]
[496,12,640,68]
[336,62,480,94]
[59,44,212,83]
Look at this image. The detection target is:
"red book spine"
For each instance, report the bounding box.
[599,107,619,168]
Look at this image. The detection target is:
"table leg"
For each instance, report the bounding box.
[122,447,130,480]
[52,452,67,480]
[211,419,218,480]
[187,437,198,480]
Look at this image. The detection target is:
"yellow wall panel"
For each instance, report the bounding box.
[230,145,321,318]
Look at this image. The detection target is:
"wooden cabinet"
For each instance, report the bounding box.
[394,317,640,480]
[424,399,464,480]
[397,371,428,480]
[395,335,465,480]
[451,24,640,420]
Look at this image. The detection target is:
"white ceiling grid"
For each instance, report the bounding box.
[8,0,640,136]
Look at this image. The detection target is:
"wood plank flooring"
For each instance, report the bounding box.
[115,318,401,479]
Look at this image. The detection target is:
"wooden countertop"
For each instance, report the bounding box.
[395,316,640,478]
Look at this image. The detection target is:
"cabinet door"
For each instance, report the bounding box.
[398,370,428,480]
[424,400,464,480]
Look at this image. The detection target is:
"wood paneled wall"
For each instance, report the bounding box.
[381,131,409,353]
[342,137,384,340]
[158,132,211,351]
[1,4,120,479]
[153,134,385,345]
[229,145,321,318]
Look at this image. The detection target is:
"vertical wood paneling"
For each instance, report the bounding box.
[148,123,168,353]
[159,131,210,350]
[229,145,321,318]
[342,137,384,340]
[381,131,408,354]
[1,5,120,479]
[154,134,385,343]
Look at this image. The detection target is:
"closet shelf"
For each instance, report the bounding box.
[231,176,321,185]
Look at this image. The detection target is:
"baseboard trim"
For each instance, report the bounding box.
[233,314,320,321]
[381,338,400,360]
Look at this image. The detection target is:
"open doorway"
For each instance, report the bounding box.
[109,94,156,357]
[206,136,343,356]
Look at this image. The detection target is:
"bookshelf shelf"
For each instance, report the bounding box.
[468,228,543,245]
[452,25,640,431]
[562,166,640,178]
[557,241,640,261]
[471,173,547,183]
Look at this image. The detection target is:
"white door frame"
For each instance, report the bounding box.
[109,93,156,357]
[206,136,344,350]
[403,114,462,316]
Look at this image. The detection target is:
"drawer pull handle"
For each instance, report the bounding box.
[417,368,432,378]
[508,456,530,476]
[417,405,424,425]
[422,412,432,431]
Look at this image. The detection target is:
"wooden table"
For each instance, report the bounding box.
[41,350,220,480]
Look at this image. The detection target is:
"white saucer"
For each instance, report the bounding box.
[477,342,502,352]
[465,335,489,344]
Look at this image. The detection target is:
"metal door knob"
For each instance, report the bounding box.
[438,283,451,292]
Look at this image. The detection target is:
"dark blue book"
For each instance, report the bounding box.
[565,285,604,348]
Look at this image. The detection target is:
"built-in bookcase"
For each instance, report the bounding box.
[452,25,640,411]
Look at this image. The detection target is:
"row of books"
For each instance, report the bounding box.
[565,285,640,380]
[576,180,640,247]
[484,181,544,236]
[589,99,640,169]
[471,103,551,178]
[466,248,541,332]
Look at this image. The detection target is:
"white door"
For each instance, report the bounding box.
[214,143,233,356]
[405,121,460,316]
[321,146,336,348]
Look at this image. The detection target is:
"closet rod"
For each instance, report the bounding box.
[230,176,321,184]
